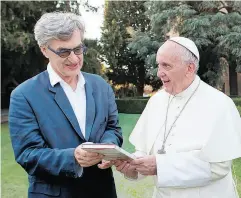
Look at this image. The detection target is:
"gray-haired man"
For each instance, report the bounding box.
[9,12,122,198]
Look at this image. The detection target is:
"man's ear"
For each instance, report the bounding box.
[186,63,196,76]
[40,46,49,59]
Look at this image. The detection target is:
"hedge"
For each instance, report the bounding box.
[237,106,241,115]
[116,98,149,114]
[233,98,241,106]
[116,97,241,114]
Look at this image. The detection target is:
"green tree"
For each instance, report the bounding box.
[83,39,102,76]
[1,1,79,91]
[128,1,241,89]
[1,1,101,107]
[101,1,150,95]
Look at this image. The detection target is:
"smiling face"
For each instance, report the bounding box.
[156,41,196,95]
[41,29,84,81]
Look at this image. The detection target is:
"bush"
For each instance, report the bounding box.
[116,98,149,114]
[116,98,241,114]
[233,98,241,106]
[237,106,241,115]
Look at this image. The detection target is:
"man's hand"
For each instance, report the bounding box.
[98,159,113,169]
[131,155,157,176]
[114,160,138,179]
[74,145,104,167]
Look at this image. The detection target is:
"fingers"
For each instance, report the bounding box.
[75,145,103,158]
[98,160,112,169]
[120,163,131,174]
[116,161,128,172]
[112,160,124,167]
[130,158,144,165]
[75,146,104,167]
[80,149,101,158]
[78,157,102,167]
[98,163,109,169]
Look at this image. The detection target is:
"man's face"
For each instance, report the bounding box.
[41,29,84,79]
[156,41,192,94]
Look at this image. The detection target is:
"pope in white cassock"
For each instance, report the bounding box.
[114,37,241,198]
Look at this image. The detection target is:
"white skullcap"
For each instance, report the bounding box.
[168,37,200,61]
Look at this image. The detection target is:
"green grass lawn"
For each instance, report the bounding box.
[1,114,241,198]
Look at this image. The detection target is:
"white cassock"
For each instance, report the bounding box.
[129,75,241,198]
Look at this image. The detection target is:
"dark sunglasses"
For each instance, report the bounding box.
[47,44,87,58]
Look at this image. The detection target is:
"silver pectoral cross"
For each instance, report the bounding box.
[157,145,166,154]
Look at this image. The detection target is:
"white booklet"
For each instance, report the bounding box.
[80,143,135,161]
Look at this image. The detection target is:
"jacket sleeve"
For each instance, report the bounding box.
[100,85,123,146]
[9,89,81,178]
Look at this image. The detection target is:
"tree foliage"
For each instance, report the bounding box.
[128,1,241,88]
[101,1,151,95]
[1,1,101,92]
[1,1,103,107]
[83,39,102,75]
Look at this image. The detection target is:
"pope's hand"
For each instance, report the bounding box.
[74,145,104,167]
[114,160,138,178]
[131,155,157,176]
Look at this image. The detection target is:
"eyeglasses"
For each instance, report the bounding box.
[47,44,87,58]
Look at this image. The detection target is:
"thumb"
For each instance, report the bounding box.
[98,161,111,169]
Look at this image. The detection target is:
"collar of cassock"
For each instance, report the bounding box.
[170,75,200,100]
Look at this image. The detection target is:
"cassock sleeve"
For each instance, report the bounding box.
[156,150,232,188]
[199,98,241,162]
[155,98,239,188]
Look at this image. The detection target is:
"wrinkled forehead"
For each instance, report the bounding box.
[156,41,183,62]
[158,41,184,54]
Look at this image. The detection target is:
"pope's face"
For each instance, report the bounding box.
[156,41,194,95]
[41,29,84,80]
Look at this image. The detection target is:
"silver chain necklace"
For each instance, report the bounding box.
[157,79,201,154]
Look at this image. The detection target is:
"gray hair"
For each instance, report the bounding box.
[176,45,199,72]
[34,12,85,46]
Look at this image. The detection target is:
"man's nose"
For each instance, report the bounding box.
[157,67,166,77]
[67,51,81,62]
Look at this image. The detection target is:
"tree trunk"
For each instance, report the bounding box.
[136,63,145,96]
[229,62,238,96]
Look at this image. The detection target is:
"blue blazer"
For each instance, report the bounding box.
[9,71,123,198]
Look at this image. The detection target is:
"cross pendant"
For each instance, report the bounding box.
[157,145,166,154]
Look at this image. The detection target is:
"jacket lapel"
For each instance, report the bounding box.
[49,83,85,140]
[84,75,96,141]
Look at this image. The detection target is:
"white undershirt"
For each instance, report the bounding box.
[47,64,86,138]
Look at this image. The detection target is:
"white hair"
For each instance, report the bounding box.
[34,12,85,46]
[176,45,199,72]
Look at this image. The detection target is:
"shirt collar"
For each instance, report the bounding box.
[170,75,200,99]
[47,63,85,88]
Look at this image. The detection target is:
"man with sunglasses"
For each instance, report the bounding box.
[8,12,122,198]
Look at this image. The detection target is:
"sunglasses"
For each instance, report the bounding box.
[47,44,87,58]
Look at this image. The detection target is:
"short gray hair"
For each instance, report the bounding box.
[177,46,199,72]
[34,12,85,46]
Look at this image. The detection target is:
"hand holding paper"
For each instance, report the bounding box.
[114,160,138,179]
[74,144,104,167]
[80,143,135,161]
[131,155,157,175]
